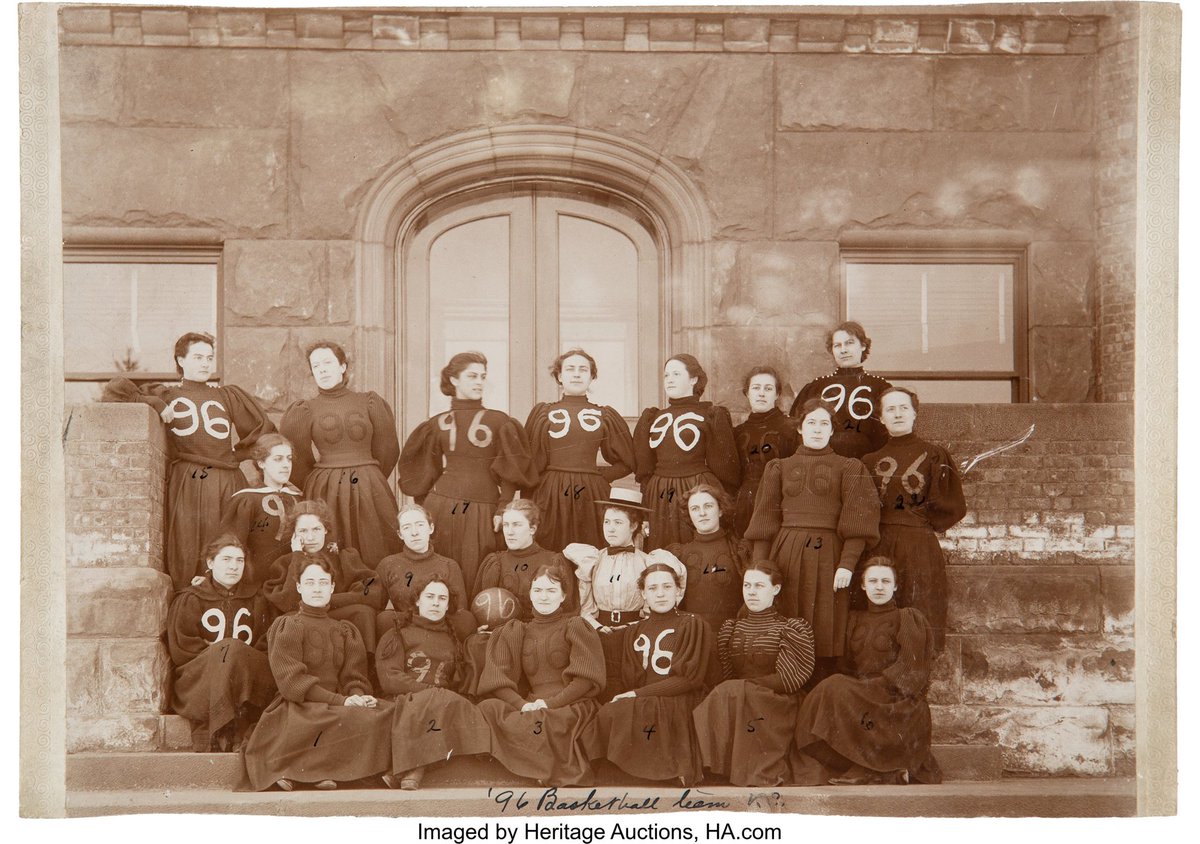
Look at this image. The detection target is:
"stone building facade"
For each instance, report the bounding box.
[58,3,1147,780]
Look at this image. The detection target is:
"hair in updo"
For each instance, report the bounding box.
[637,562,682,591]
[411,574,458,615]
[305,340,348,368]
[676,483,732,526]
[861,555,901,587]
[880,385,921,415]
[496,499,541,530]
[173,331,215,375]
[440,351,488,397]
[550,348,598,383]
[286,500,333,540]
[741,365,782,397]
[824,320,872,362]
[603,504,645,538]
[665,354,708,398]
[202,533,246,565]
[250,432,293,464]
[531,564,568,589]
[797,397,837,423]
[743,559,784,587]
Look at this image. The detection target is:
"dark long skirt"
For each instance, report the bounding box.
[166,462,246,591]
[478,698,599,785]
[794,673,941,783]
[869,525,950,652]
[641,470,720,551]
[172,640,276,739]
[768,526,849,658]
[693,679,806,787]
[243,697,394,790]
[391,687,491,773]
[529,469,609,551]
[303,465,401,570]
[424,489,497,593]
[587,691,705,783]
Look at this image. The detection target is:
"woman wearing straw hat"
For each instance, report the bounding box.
[562,486,685,699]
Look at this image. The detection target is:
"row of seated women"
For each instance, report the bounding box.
[171,488,940,791]
[109,321,966,665]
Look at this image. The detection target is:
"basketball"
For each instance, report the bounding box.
[471,586,519,627]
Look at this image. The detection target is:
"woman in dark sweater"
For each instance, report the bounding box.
[377,575,491,790]
[634,354,740,551]
[167,535,275,751]
[280,341,402,569]
[473,500,578,620]
[732,367,799,537]
[399,351,537,591]
[692,561,817,787]
[243,558,393,791]
[586,563,711,785]
[667,484,751,636]
[219,433,303,590]
[795,558,942,785]
[476,565,606,785]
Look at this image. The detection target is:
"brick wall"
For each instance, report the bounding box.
[1095,8,1138,402]
[63,402,1134,775]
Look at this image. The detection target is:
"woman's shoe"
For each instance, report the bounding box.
[381,773,399,789]
[315,779,338,790]
[275,778,294,792]
[828,763,875,785]
[400,766,427,790]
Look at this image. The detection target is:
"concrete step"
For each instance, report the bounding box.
[67,744,1004,793]
[67,779,1137,818]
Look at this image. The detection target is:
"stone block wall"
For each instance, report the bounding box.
[62,401,1134,775]
[54,6,1139,413]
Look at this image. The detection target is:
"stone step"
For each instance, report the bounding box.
[67,744,1003,793]
[67,778,1137,818]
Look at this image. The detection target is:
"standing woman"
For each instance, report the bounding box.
[476,566,606,785]
[586,563,712,785]
[377,576,491,790]
[692,562,816,787]
[167,536,276,751]
[399,351,537,592]
[102,331,275,591]
[263,501,386,654]
[634,355,740,551]
[861,387,966,652]
[744,399,880,684]
[220,433,303,589]
[523,349,636,551]
[244,558,393,791]
[733,367,799,537]
[795,559,942,784]
[281,341,402,569]
[562,488,685,698]
[789,321,892,461]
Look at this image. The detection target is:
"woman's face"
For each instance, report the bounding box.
[663,359,698,399]
[398,510,433,553]
[558,354,594,397]
[309,347,347,391]
[296,562,334,608]
[177,341,215,383]
[415,580,451,622]
[746,373,779,413]
[293,514,328,554]
[602,508,635,547]
[862,565,897,606]
[801,408,834,450]
[257,444,293,488]
[641,570,681,615]
[501,510,536,551]
[830,330,865,368]
[450,363,487,400]
[530,575,566,616]
[206,545,246,589]
[686,491,721,535]
[742,569,781,612]
[880,390,917,438]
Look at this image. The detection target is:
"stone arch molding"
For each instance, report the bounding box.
[352,125,714,397]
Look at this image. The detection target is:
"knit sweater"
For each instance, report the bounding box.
[266,603,372,706]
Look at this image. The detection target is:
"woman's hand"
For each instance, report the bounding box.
[190,575,206,587]
[344,694,378,708]
[291,533,304,552]
[521,699,548,712]
[159,406,175,424]
[476,624,491,635]
[610,691,636,702]
[833,567,853,590]
[598,625,613,634]
[493,514,503,532]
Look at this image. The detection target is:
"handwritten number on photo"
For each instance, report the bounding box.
[746,716,765,733]
[533,720,543,735]
[643,724,656,740]
[427,719,441,733]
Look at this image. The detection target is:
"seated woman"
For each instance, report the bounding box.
[376,576,491,791]
[667,484,750,635]
[243,558,393,791]
[376,504,475,640]
[263,501,386,654]
[219,433,303,589]
[166,535,276,752]
[586,563,711,786]
[794,558,942,785]
[476,566,606,786]
[474,500,578,619]
[692,561,817,787]
[562,487,685,698]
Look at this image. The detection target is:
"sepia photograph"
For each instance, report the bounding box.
[17,0,1182,828]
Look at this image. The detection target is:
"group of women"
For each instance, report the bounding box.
[105,319,966,790]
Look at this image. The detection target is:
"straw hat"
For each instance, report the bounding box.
[594,486,651,513]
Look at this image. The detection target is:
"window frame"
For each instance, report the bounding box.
[63,245,224,384]
[839,247,1029,403]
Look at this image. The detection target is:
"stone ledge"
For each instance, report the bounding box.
[57,8,1104,54]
